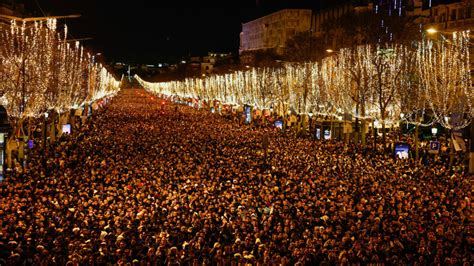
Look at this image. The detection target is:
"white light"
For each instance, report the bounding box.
[431,127,438,135]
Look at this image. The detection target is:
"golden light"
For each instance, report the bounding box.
[426,28,438,34]
[135,30,472,130]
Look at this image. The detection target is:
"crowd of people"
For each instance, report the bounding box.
[0,89,472,265]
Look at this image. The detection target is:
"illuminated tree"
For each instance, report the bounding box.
[252,67,275,112]
[272,67,290,118]
[335,46,375,147]
[370,44,408,147]
[0,20,55,164]
[284,31,325,62]
[0,20,52,122]
[398,45,431,161]
[418,31,473,165]
[286,63,316,135]
[418,31,473,131]
[0,18,121,166]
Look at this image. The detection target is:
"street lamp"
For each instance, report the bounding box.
[431,127,438,136]
[424,27,451,42]
[426,27,438,34]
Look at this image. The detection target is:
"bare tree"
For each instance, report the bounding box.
[323,7,421,49]
[418,31,473,164]
[283,31,326,62]
[370,44,408,147]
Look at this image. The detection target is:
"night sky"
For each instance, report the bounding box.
[19,0,359,64]
[16,0,451,64]
[19,0,264,64]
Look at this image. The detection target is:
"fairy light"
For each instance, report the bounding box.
[137,31,472,132]
[0,18,120,123]
[418,30,473,130]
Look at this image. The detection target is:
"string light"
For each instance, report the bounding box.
[0,18,121,122]
[136,31,472,131]
[418,30,473,130]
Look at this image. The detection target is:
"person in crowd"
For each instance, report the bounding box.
[0,89,471,265]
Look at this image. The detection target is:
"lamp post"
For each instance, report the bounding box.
[399,113,405,141]
[443,116,456,167]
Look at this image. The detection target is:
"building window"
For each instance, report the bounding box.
[287,29,295,38]
[439,13,446,22]
[458,8,464,19]
[451,9,456,21]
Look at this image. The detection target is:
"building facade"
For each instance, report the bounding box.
[412,0,474,72]
[422,0,474,32]
[0,0,25,28]
[239,9,313,55]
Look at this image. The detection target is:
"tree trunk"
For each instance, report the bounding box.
[18,139,24,161]
[361,119,366,147]
[360,103,367,148]
[449,130,454,167]
[345,122,350,144]
[49,112,56,142]
[6,139,14,169]
[13,119,25,162]
[415,124,419,162]
[330,118,334,140]
[354,103,360,144]
[27,117,32,139]
[70,110,76,130]
[57,112,69,135]
[373,120,376,150]
[470,118,474,174]
[339,121,343,140]
[6,119,20,169]
[42,115,47,172]
[382,121,386,150]
[300,114,307,137]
